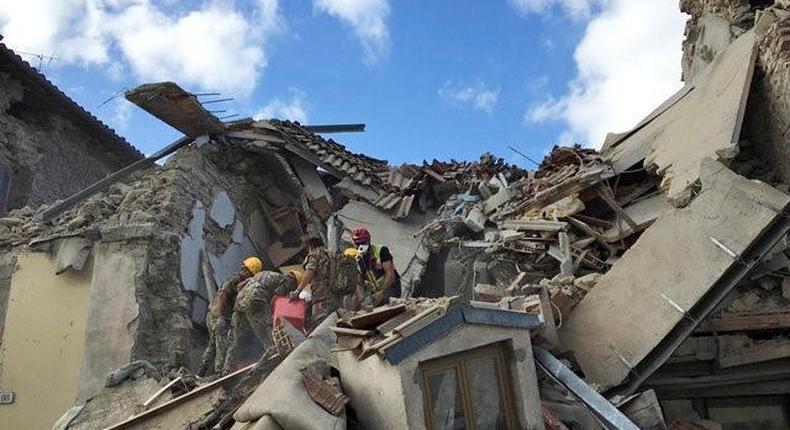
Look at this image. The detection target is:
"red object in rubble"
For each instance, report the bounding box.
[272,295,307,333]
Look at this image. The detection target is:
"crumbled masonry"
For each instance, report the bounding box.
[4,1,790,429]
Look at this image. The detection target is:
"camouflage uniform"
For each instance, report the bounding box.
[198,274,241,376]
[303,247,334,323]
[223,271,295,372]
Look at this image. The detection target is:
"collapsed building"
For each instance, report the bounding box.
[2,0,790,429]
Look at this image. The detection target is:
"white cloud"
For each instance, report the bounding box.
[508,0,603,19]
[314,0,390,64]
[0,0,284,97]
[439,81,501,114]
[526,0,687,148]
[254,90,309,123]
[110,98,134,131]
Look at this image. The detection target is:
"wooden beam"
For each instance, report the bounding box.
[282,143,345,180]
[347,304,407,329]
[696,311,790,333]
[719,339,790,368]
[329,326,374,337]
[597,185,638,230]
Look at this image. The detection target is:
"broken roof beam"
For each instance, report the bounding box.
[303,123,365,134]
[125,82,225,138]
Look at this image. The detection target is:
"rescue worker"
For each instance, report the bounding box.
[291,237,334,328]
[351,227,401,307]
[198,256,262,376]
[223,266,298,372]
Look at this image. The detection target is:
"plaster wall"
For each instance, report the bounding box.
[76,240,145,402]
[0,252,93,430]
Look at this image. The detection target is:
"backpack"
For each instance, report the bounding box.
[330,252,360,295]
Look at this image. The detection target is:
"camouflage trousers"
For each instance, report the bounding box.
[222,306,272,373]
[198,312,230,376]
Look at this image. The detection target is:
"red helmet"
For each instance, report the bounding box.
[351,227,371,244]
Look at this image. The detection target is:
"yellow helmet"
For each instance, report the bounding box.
[243,257,263,275]
[343,247,359,258]
[288,268,304,284]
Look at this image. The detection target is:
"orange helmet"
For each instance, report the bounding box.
[351,227,371,244]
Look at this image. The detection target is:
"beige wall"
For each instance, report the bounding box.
[0,252,93,430]
[76,241,142,402]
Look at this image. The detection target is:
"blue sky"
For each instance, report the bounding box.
[0,0,687,167]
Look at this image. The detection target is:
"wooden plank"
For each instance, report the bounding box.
[283,143,345,180]
[423,168,447,183]
[568,216,616,253]
[125,82,225,138]
[696,311,790,333]
[329,326,374,337]
[719,339,790,368]
[598,185,638,230]
[349,304,407,329]
[538,285,559,348]
[142,376,182,409]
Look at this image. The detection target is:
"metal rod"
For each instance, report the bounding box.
[200,98,234,104]
[303,123,366,133]
[506,145,540,167]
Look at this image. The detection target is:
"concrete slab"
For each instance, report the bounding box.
[559,159,790,390]
[685,14,739,82]
[603,30,757,206]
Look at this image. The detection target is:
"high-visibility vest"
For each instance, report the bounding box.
[361,245,385,293]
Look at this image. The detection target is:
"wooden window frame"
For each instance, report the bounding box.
[420,342,518,430]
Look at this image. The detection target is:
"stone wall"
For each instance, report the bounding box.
[0,71,131,212]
